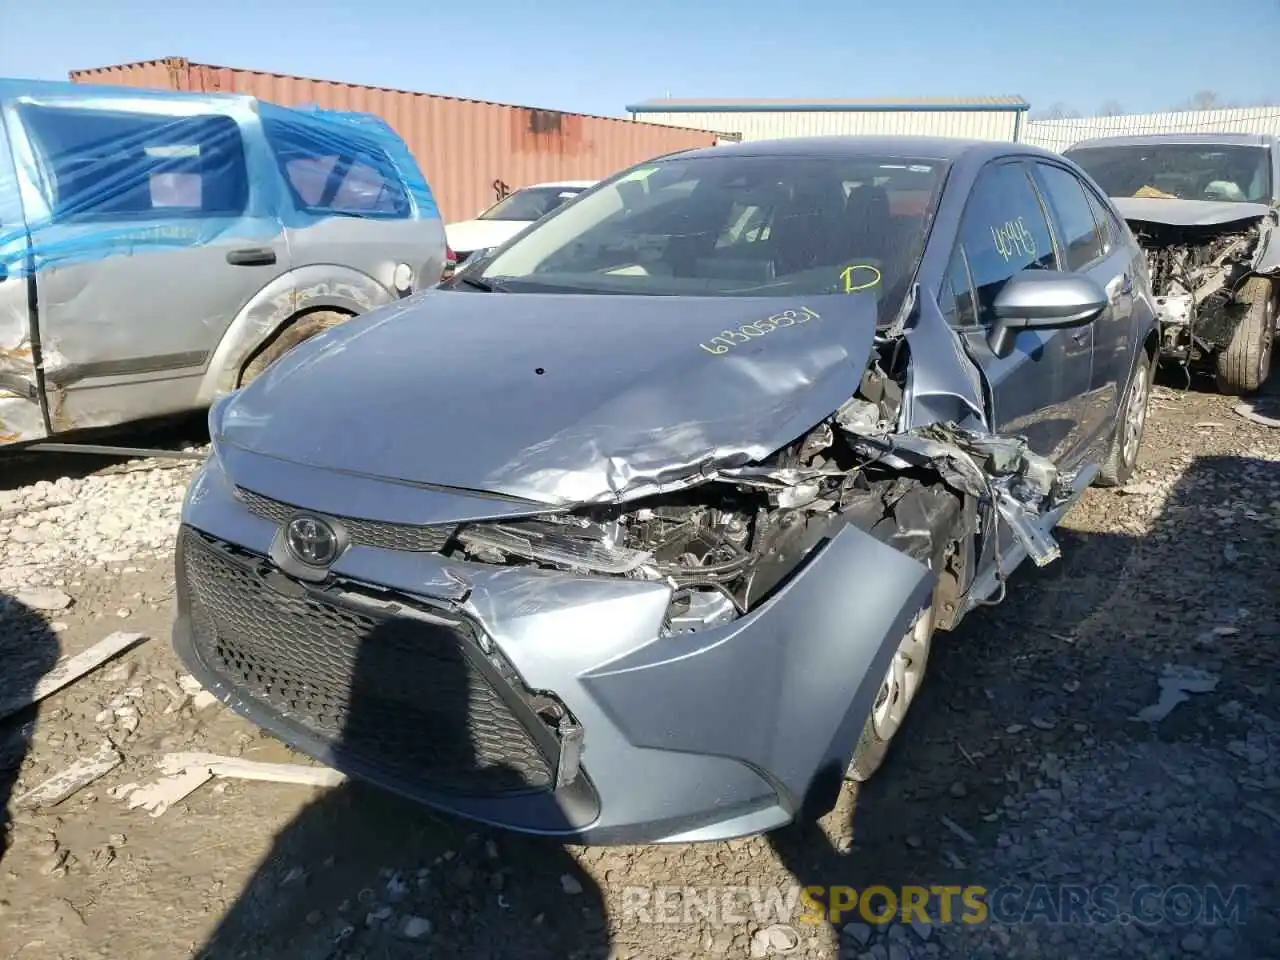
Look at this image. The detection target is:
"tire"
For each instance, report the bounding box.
[1215,277,1275,396]
[238,310,352,386]
[846,599,938,783]
[1095,350,1153,488]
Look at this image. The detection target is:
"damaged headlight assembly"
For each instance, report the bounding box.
[450,356,1073,638]
[450,368,911,637]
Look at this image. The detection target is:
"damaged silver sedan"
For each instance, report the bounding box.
[1065,133,1280,394]
[172,136,1159,843]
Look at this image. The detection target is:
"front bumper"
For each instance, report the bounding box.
[173,445,933,844]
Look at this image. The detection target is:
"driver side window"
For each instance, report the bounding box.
[957,162,1056,326]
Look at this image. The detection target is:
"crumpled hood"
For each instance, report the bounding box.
[1112,197,1272,228]
[218,289,879,504]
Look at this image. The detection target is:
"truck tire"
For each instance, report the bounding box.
[1096,350,1153,488]
[1215,277,1275,395]
[239,310,352,386]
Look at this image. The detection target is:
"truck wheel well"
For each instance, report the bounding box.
[237,307,356,387]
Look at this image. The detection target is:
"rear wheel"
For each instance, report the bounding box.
[1096,350,1153,488]
[846,600,937,782]
[1215,277,1274,395]
[239,310,352,386]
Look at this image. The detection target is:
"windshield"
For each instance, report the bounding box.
[478,186,587,221]
[476,153,947,320]
[1067,143,1272,203]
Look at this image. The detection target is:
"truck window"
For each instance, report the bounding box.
[261,118,411,218]
[17,106,248,222]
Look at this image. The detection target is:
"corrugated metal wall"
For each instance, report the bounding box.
[631,110,1023,143]
[68,58,718,221]
[1024,107,1280,153]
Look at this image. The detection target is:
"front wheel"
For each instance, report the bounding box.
[846,601,937,782]
[1095,350,1153,488]
[1215,277,1274,395]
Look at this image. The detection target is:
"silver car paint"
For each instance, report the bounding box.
[1065,134,1280,276]
[178,447,932,843]
[176,136,1160,843]
[1110,197,1273,228]
[0,88,445,446]
[220,290,882,504]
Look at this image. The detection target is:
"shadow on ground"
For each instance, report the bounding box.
[0,412,208,492]
[193,608,607,960]
[0,594,62,865]
[769,453,1280,954]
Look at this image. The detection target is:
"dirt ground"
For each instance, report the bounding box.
[1,382,1278,960]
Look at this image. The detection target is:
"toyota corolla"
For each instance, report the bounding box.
[173,136,1158,844]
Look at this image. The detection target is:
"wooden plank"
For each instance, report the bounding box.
[111,768,215,818]
[0,632,148,721]
[157,752,346,787]
[15,742,122,809]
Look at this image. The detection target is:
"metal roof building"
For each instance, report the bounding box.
[626,97,1031,144]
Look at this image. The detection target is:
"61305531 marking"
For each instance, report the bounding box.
[699,307,821,355]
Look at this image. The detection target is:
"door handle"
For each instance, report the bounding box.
[1071,327,1090,343]
[226,247,277,266]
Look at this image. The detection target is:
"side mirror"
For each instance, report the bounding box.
[987,270,1108,358]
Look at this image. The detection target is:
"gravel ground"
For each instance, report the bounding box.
[1,384,1278,959]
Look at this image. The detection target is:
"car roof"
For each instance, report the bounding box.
[665,135,1063,164]
[1066,132,1276,150]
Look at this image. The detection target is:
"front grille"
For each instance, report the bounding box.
[236,488,456,553]
[179,527,555,795]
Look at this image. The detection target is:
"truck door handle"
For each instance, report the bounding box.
[226,248,277,266]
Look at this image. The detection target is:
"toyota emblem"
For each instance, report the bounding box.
[285,515,339,566]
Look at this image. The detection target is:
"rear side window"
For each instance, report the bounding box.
[957,161,1056,325]
[1082,185,1117,254]
[263,118,410,218]
[18,106,248,222]
[1033,163,1105,271]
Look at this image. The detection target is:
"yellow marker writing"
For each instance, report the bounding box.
[840,264,882,293]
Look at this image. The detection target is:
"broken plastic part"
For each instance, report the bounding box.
[993,487,1061,567]
[457,521,651,575]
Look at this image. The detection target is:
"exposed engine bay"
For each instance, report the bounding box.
[452,348,1070,637]
[1133,218,1264,361]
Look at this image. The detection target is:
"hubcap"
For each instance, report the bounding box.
[871,606,934,741]
[1122,368,1149,466]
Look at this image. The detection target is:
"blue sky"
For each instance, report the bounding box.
[2,0,1276,118]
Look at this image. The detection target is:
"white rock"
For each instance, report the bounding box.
[402,916,433,939]
[15,586,72,611]
[560,873,583,895]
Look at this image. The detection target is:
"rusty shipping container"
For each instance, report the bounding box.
[69,57,719,221]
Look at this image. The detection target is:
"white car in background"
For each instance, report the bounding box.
[445,180,596,265]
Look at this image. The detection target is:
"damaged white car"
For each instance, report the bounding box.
[1066,133,1279,393]
[173,136,1159,843]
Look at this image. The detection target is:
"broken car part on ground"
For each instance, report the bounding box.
[171,136,1157,844]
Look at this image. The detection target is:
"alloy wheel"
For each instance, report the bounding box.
[1121,367,1149,467]
[870,606,934,742]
